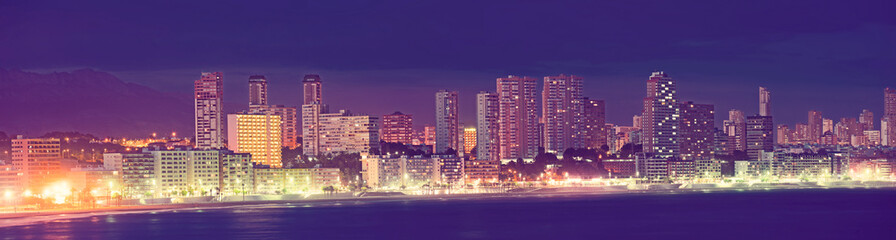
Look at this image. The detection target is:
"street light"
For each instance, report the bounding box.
[3,190,14,213]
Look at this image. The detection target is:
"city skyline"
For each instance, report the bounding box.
[3,1,896,239]
[2,1,895,135]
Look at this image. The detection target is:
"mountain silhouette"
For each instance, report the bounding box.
[0,68,193,138]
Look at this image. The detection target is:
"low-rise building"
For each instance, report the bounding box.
[362,155,462,188]
[602,159,637,177]
[464,160,500,183]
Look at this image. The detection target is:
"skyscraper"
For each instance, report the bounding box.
[248,75,268,106]
[303,74,322,105]
[269,105,299,149]
[808,110,823,142]
[823,118,834,134]
[301,103,327,156]
[227,113,283,168]
[641,71,679,158]
[679,102,714,160]
[194,72,224,149]
[583,98,607,149]
[435,90,459,153]
[382,112,413,144]
[759,86,771,116]
[776,125,792,144]
[476,91,499,161]
[859,109,874,130]
[542,74,584,153]
[250,104,300,149]
[497,75,539,160]
[887,88,896,146]
[723,109,746,154]
[746,115,774,160]
[423,126,436,148]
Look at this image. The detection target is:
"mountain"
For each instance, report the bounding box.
[0,68,193,137]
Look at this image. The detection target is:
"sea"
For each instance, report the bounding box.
[1,188,894,239]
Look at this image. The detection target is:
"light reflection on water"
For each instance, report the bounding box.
[1,189,894,239]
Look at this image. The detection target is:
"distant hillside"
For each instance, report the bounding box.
[0,68,193,137]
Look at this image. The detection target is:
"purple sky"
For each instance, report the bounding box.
[2,0,895,130]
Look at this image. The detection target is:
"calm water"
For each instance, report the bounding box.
[2,189,895,239]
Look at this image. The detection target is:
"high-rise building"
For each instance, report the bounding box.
[248,75,268,106]
[11,137,61,190]
[463,128,477,157]
[435,90,459,153]
[776,125,792,145]
[746,115,774,160]
[301,103,327,156]
[724,109,746,154]
[632,115,642,129]
[679,102,714,160]
[882,118,889,146]
[641,71,680,158]
[269,105,299,149]
[317,110,380,156]
[303,74,322,105]
[382,112,414,144]
[759,87,771,116]
[194,72,224,149]
[251,104,300,149]
[713,128,729,155]
[497,75,539,160]
[542,74,584,153]
[423,126,436,148]
[476,91,499,161]
[822,118,834,134]
[795,123,809,141]
[884,88,896,146]
[583,98,607,149]
[808,110,823,142]
[859,109,874,130]
[227,113,283,168]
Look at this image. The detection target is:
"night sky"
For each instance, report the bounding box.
[2,0,894,130]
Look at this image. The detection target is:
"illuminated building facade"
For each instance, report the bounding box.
[885,88,896,146]
[859,109,874,130]
[194,72,224,149]
[641,71,680,158]
[476,91,499,161]
[583,98,607,149]
[463,128,477,157]
[679,102,714,160]
[382,112,414,144]
[423,125,436,148]
[11,137,61,191]
[317,110,380,156]
[746,115,774,160]
[542,74,584,153]
[808,110,823,142]
[227,113,283,168]
[435,90,459,154]
[724,110,746,154]
[497,75,539,160]
[464,159,500,183]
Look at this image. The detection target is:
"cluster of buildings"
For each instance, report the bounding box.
[2,71,895,201]
[776,91,895,147]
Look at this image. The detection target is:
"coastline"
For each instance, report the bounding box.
[2,185,895,227]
